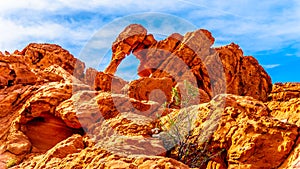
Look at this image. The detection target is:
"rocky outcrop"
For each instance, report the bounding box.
[19,43,85,80]
[280,136,300,169]
[267,82,300,128]
[159,94,298,168]
[94,71,128,93]
[0,44,87,168]
[17,135,189,169]
[266,83,300,169]
[102,24,272,104]
[207,95,298,169]
[104,24,156,75]
[215,43,272,102]
[0,24,298,169]
[128,77,173,104]
[268,82,300,101]
[267,97,300,127]
[9,92,299,169]
[0,55,37,88]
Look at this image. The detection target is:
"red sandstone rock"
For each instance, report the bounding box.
[102,24,272,104]
[128,77,173,104]
[215,43,272,102]
[17,137,187,169]
[268,82,300,101]
[21,43,85,79]
[160,94,298,168]
[0,25,298,169]
[0,56,37,88]
[267,82,300,127]
[94,71,128,93]
[84,67,98,87]
[136,33,183,77]
[104,24,155,75]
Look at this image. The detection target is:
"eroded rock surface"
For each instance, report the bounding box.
[20,43,85,79]
[0,25,298,169]
[17,135,188,169]
[215,43,272,102]
[269,82,300,101]
[266,83,300,169]
[160,94,298,168]
[103,24,272,104]
[267,82,300,128]
[0,44,88,168]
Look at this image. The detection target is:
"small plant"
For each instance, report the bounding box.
[157,80,225,168]
[176,136,226,168]
[6,158,17,168]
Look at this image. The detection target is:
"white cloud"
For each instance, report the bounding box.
[0,0,61,14]
[0,16,93,54]
[0,0,186,14]
[262,64,280,69]
[0,0,299,67]
[180,0,300,53]
[0,0,189,55]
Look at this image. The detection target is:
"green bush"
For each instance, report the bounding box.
[156,80,225,168]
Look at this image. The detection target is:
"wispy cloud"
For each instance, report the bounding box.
[179,0,300,54]
[1,0,299,54]
[262,64,281,69]
[0,0,188,55]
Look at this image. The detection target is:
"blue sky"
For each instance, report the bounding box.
[0,0,299,83]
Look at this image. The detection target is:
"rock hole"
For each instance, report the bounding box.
[32,51,43,64]
[22,113,84,152]
[115,53,140,81]
[7,80,14,87]
[9,70,16,77]
[30,116,45,123]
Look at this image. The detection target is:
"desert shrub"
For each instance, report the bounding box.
[156,80,225,168]
[6,158,17,168]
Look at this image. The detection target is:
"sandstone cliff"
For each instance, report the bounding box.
[0,24,298,169]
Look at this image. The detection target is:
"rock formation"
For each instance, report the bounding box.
[0,24,298,169]
[159,94,298,168]
[103,24,272,102]
[266,83,300,169]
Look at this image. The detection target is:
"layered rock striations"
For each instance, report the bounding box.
[0,24,298,169]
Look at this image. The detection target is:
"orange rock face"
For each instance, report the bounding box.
[215,43,272,102]
[267,82,300,127]
[128,77,174,104]
[94,71,128,93]
[0,55,37,88]
[0,44,87,168]
[104,24,154,75]
[269,82,300,101]
[0,25,298,169]
[267,83,300,169]
[102,24,272,104]
[20,43,85,79]
[159,94,298,168]
[17,135,188,169]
